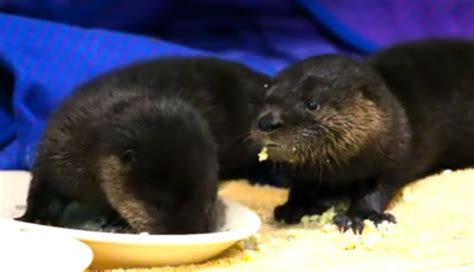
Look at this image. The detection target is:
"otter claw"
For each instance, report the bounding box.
[333,212,396,234]
[368,212,397,225]
[333,214,364,234]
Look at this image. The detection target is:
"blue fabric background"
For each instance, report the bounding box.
[1,0,473,172]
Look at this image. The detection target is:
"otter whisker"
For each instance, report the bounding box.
[234,132,253,145]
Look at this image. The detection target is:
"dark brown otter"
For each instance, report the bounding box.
[18,56,269,234]
[252,39,474,233]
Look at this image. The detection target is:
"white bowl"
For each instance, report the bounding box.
[0,170,262,269]
[0,221,93,272]
[0,170,31,218]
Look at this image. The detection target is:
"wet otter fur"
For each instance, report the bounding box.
[252,39,474,233]
[19,56,268,234]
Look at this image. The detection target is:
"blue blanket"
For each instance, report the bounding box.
[1,0,474,171]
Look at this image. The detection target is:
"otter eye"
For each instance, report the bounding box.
[306,101,320,111]
[121,149,135,164]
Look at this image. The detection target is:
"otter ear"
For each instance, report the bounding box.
[120,148,136,165]
[359,83,378,102]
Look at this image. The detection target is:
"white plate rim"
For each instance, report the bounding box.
[4,200,261,246]
[0,226,94,271]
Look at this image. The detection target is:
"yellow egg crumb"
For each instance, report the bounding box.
[341,235,359,250]
[242,250,256,261]
[258,147,269,162]
[402,186,415,202]
[299,203,349,227]
[236,236,260,251]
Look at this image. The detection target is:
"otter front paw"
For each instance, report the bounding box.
[332,214,365,234]
[274,204,305,224]
[333,212,396,234]
[274,203,327,224]
[367,212,396,225]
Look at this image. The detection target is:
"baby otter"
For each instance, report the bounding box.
[19,56,268,234]
[252,39,474,233]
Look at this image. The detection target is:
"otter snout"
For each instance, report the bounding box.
[257,111,283,132]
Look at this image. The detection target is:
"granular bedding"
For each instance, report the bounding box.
[91,168,474,272]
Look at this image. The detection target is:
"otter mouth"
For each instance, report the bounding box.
[258,142,296,163]
[251,130,297,163]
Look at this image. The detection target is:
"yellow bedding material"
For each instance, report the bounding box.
[91,168,474,272]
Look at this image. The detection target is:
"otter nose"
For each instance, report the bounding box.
[257,112,283,132]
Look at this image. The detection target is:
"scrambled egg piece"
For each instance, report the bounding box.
[299,204,396,251]
[258,147,269,162]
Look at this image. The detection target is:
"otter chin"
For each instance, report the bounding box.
[265,145,298,163]
[256,140,297,163]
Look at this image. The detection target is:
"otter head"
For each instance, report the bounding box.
[252,55,387,167]
[99,96,220,234]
